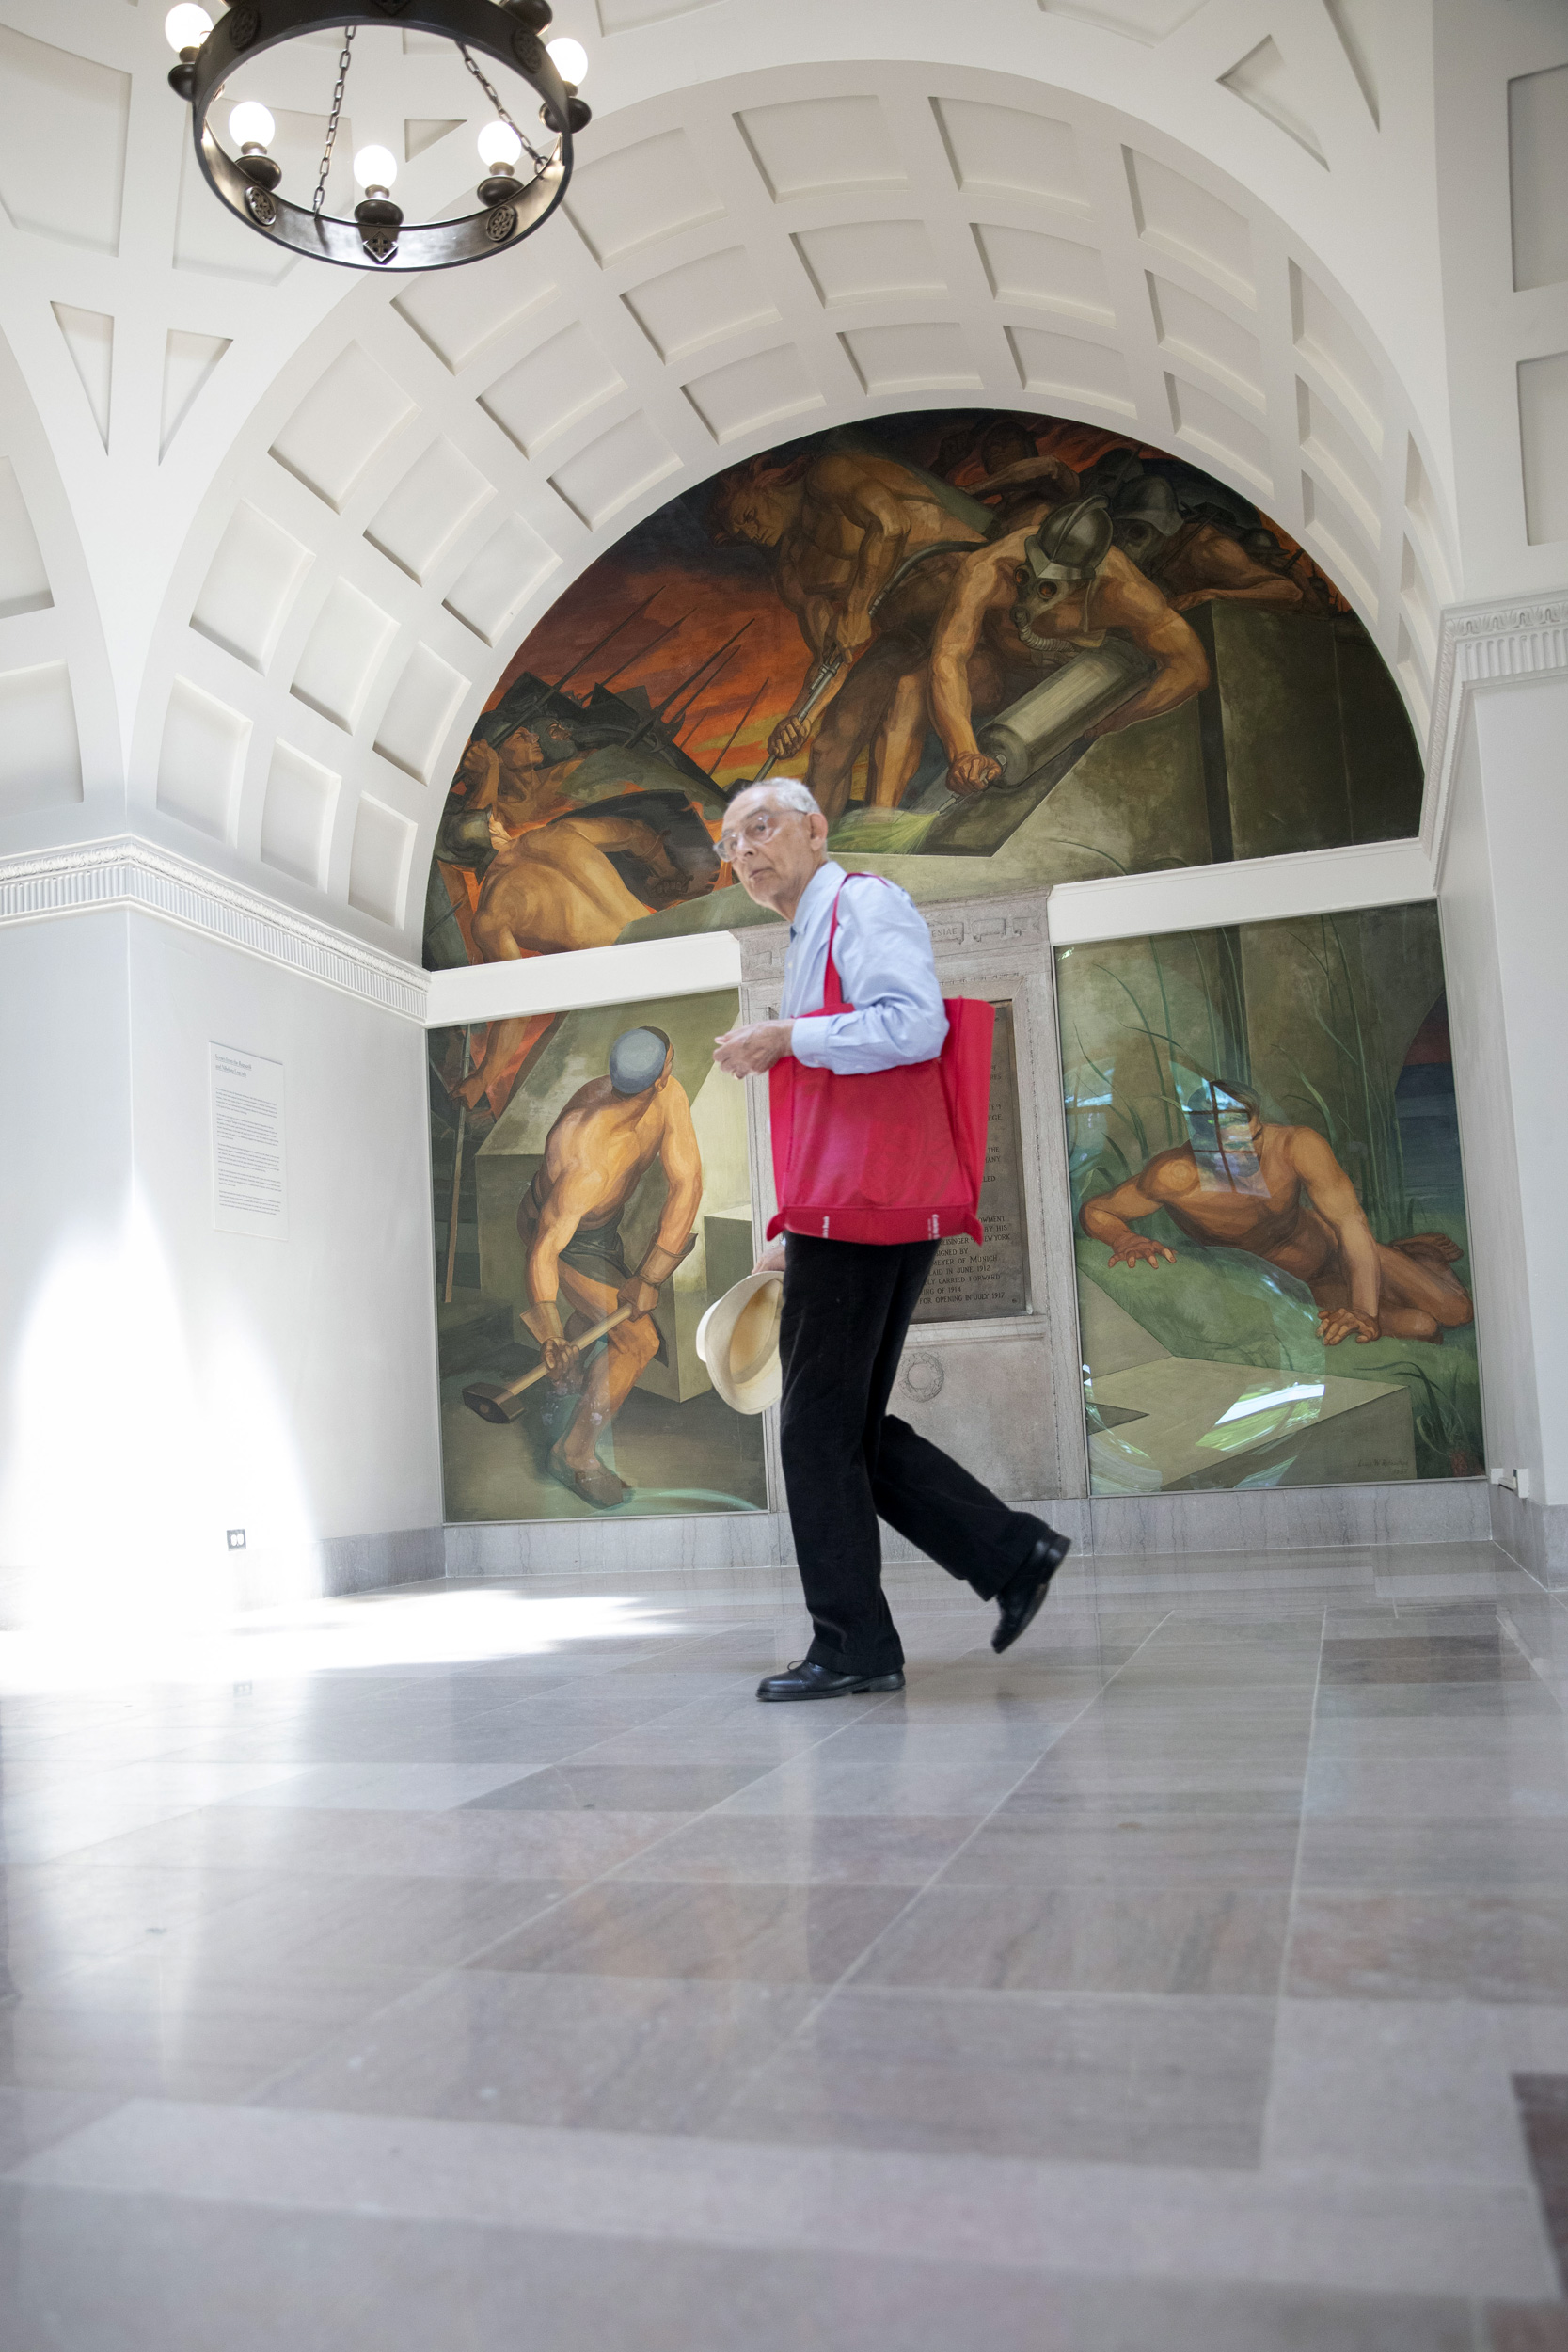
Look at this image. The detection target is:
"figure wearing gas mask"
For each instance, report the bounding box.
[926,497,1212,796]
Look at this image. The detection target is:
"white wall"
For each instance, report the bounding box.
[0,906,441,1627]
[126,916,442,1592]
[1440,672,1568,1503]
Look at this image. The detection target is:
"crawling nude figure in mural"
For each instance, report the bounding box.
[711,446,992,820]
[1080,1083,1474,1344]
[517,1027,704,1508]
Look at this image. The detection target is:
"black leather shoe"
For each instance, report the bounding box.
[991,1532,1071,1654]
[756,1660,905,1702]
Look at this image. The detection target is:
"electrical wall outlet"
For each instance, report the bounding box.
[227,1528,246,1549]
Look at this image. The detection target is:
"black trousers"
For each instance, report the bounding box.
[778,1233,1051,1675]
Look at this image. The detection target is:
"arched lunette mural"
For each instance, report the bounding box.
[425,406,1468,1528]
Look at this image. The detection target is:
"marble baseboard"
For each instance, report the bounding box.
[318,1524,445,1597]
[1488,1482,1568,1586]
[440,1480,1491,1583]
[445,1511,792,1580]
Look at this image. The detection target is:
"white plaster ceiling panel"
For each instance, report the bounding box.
[974,224,1113,324]
[156,675,250,841]
[1508,62,1568,294]
[347,794,416,928]
[564,128,725,263]
[682,343,825,444]
[1290,262,1383,450]
[1295,378,1380,540]
[1323,0,1378,125]
[190,502,315,674]
[372,642,470,786]
[1301,471,1378,611]
[1037,0,1204,36]
[1220,38,1327,168]
[1009,324,1133,416]
[260,739,339,892]
[1402,438,1455,607]
[793,220,946,309]
[1398,536,1439,677]
[1125,149,1254,304]
[1165,373,1271,494]
[1146,274,1263,408]
[933,97,1088,213]
[841,321,981,394]
[0,660,82,815]
[270,345,418,512]
[0,25,130,256]
[623,246,783,363]
[1517,349,1568,548]
[392,262,558,378]
[596,0,716,26]
[86,31,1469,944]
[52,307,114,453]
[736,95,907,201]
[479,324,626,457]
[161,331,232,462]
[290,579,399,735]
[0,458,51,620]
[404,119,464,164]
[546,410,682,529]
[443,514,562,648]
[364,437,496,584]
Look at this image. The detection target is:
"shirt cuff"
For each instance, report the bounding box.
[789,1017,830,1066]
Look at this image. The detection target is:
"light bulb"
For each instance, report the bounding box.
[476,119,523,170]
[546,37,589,86]
[164,5,214,54]
[353,144,399,192]
[229,100,275,151]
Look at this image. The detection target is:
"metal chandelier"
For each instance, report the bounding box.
[164,1,592,272]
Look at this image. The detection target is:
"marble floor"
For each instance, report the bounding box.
[3,1540,1568,2349]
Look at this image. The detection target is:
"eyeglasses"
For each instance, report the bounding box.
[717,810,797,862]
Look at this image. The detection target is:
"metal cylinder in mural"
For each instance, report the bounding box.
[977,637,1155,787]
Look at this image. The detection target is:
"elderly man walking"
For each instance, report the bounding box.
[711,779,1069,1699]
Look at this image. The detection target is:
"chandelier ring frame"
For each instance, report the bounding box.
[177,0,576,273]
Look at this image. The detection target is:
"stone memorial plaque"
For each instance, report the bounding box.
[914,1000,1031,1323]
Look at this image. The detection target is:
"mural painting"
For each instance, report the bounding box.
[431,991,765,1524]
[1058,904,1481,1494]
[424,405,1422,1126]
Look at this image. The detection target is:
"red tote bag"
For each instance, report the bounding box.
[766,882,994,1247]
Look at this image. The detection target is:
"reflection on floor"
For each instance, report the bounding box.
[2,1543,1568,2349]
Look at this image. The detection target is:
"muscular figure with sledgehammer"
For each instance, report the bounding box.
[518,1028,703,1508]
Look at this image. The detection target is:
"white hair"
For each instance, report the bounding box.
[730,777,820,818]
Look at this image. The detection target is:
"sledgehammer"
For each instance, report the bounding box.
[461,1307,633,1424]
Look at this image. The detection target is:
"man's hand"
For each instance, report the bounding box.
[1320,1307,1380,1345]
[947,751,1002,796]
[767,716,808,760]
[617,1277,660,1317]
[713,1020,794,1078]
[542,1335,580,1383]
[1107,1233,1176,1270]
[753,1242,787,1276]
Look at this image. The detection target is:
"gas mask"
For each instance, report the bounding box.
[1184,1086,1268,1195]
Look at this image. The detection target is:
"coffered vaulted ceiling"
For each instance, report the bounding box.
[0,0,1560,952]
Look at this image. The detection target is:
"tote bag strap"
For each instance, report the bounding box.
[818,873,886,1016]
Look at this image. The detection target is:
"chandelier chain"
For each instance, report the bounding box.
[312,25,356,215]
[457,42,554,177]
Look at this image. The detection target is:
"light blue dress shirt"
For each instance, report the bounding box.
[780,861,949,1074]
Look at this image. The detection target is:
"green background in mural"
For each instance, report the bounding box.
[431,990,765,1525]
[1058,905,1481,1494]
[424,410,1423,1123]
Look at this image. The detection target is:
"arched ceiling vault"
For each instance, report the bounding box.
[0,0,1496,952]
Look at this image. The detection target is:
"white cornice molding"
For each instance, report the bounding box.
[0,836,428,1022]
[1425,592,1568,870]
[1049,836,1434,946]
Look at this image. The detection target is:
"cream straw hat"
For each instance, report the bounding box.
[695,1269,784,1414]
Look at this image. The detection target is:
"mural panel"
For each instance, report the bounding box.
[425,406,1422,1119]
[431,991,766,1523]
[1058,905,1481,1494]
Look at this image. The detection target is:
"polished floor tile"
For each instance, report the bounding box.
[2,1543,1564,2344]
